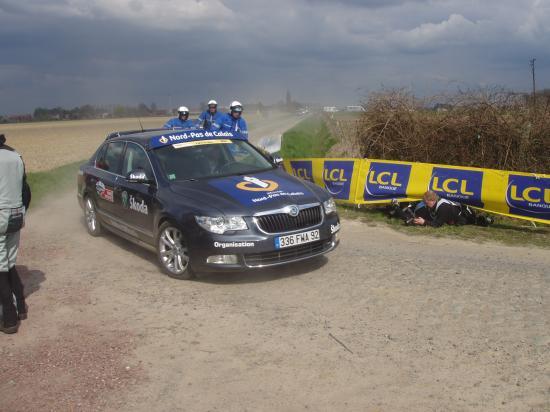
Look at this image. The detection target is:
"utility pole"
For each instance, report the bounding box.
[529,58,536,107]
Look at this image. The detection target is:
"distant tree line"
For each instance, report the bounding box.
[0,91,307,123]
[0,102,166,123]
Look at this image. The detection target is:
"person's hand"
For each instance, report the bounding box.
[413,217,425,225]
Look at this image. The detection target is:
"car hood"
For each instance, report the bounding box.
[168,168,326,215]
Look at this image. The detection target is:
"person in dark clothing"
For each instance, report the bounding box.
[390,191,491,227]
[0,134,30,334]
[413,191,467,227]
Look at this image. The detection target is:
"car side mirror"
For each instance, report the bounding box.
[126,169,152,184]
[273,156,284,167]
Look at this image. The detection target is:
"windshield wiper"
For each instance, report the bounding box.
[235,166,275,176]
[210,168,273,179]
[172,178,198,182]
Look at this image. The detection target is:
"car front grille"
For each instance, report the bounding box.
[255,205,323,234]
[243,239,334,268]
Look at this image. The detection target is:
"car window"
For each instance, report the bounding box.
[94,144,108,168]
[228,144,265,167]
[97,141,125,174]
[152,140,273,181]
[122,143,153,178]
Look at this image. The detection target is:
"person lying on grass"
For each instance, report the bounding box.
[390,190,492,227]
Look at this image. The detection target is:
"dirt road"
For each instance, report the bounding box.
[1,186,549,411]
[1,114,549,411]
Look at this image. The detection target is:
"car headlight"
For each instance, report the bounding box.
[323,198,337,215]
[195,216,248,234]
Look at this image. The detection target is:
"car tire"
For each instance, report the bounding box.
[84,196,102,237]
[156,221,195,280]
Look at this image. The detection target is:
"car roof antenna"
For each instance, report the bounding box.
[137,118,144,132]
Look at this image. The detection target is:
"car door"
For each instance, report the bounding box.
[114,142,157,243]
[93,140,125,217]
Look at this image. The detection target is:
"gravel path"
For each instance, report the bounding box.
[0,192,548,411]
[1,115,548,411]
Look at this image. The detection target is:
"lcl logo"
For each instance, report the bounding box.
[506,175,550,220]
[290,161,314,182]
[509,184,550,203]
[431,176,474,195]
[323,160,354,200]
[368,171,402,186]
[295,168,312,180]
[363,162,411,201]
[429,167,484,207]
[323,168,348,182]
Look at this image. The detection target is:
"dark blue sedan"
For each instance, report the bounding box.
[77,129,340,279]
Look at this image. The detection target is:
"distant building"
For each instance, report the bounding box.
[8,114,32,123]
[433,103,453,113]
[345,105,365,112]
[323,106,339,112]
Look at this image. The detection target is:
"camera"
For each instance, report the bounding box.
[389,199,416,225]
[402,207,416,225]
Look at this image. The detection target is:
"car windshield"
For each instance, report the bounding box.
[152,139,274,181]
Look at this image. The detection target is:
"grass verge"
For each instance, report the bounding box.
[26,160,84,207]
[338,204,550,249]
[280,115,336,158]
[281,115,549,248]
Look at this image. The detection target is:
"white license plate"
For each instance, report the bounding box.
[275,229,320,249]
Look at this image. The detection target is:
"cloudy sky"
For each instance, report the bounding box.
[0,0,549,114]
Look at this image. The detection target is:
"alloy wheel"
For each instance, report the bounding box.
[159,226,190,275]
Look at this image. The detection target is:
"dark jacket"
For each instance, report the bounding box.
[415,198,465,227]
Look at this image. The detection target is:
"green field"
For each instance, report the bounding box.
[339,204,550,249]
[280,116,336,158]
[26,160,83,207]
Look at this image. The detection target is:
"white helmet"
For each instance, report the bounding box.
[230,100,243,112]
[207,100,217,106]
[177,106,189,114]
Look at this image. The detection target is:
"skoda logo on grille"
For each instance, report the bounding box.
[288,205,300,217]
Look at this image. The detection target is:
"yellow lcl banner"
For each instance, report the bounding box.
[284,158,550,224]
